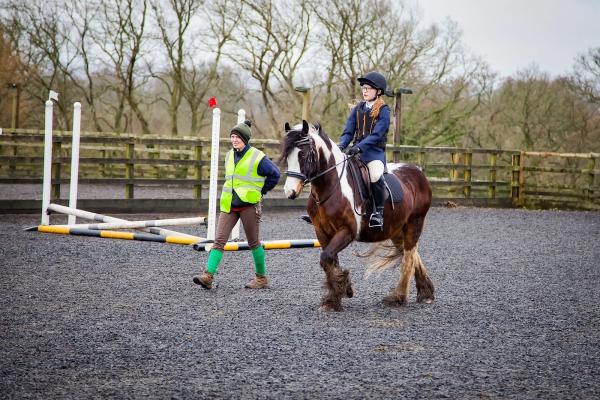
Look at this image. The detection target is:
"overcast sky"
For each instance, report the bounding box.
[412,0,600,78]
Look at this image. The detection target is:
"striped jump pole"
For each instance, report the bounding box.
[43,203,203,240]
[193,239,321,252]
[51,216,207,231]
[24,224,320,251]
[26,225,207,245]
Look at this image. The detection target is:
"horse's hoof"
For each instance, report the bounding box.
[320,299,342,312]
[382,294,406,308]
[319,304,341,312]
[416,293,435,304]
[346,284,354,298]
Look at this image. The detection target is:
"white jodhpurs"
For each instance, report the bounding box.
[367,160,384,183]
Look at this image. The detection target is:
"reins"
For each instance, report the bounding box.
[285,145,358,206]
[304,155,352,185]
[307,154,354,206]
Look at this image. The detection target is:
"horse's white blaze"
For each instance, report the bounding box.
[284,147,303,198]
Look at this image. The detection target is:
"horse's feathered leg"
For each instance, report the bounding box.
[317,229,354,311]
[383,246,416,307]
[383,216,432,307]
[414,251,435,303]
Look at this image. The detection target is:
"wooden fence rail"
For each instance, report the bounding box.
[1,130,598,211]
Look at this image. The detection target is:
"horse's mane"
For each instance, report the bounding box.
[278,121,332,166]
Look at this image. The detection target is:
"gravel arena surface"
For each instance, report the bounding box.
[1,207,599,399]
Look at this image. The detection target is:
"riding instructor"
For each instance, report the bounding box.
[193,120,280,289]
[338,71,391,228]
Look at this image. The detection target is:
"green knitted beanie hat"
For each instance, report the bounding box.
[231,120,252,144]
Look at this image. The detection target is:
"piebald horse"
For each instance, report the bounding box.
[280,121,434,311]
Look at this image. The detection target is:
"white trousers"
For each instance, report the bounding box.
[367,160,384,183]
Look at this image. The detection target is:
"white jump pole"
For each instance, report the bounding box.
[41,100,54,225]
[206,107,221,241]
[46,203,202,239]
[68,102,81,225]
[230,108,246,241]
[53,216,206,230]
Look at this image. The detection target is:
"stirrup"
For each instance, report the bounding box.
[369,213,384,228]
[300,215,312,225]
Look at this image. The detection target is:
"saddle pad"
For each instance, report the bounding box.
[383,172,404,204]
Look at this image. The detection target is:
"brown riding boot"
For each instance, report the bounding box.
[245,274,268,289]
[193,271,213,289]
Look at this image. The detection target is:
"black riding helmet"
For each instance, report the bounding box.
[357,71,387,96]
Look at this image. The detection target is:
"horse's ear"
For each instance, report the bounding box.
[302,120,309,133]
[284,122,291,132]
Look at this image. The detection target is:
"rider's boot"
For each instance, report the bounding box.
[369,177,386,229]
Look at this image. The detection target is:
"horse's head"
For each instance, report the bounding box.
[279,120,323,199]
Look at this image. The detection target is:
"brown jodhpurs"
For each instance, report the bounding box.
[212,203,262,251]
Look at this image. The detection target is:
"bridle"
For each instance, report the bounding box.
[284,158,350,185]
[284,136,356,205]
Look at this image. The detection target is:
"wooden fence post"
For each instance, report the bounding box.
[450,152,460,180]
[586,156,596,202]
[488,153,497,199]
[100,149,106,177]
[417,150,426,171]
[511,153,521,204]
[518,151,525,206]
[52,139,62,199]
[125,142,134,199]
[463,151,472,198]
[9,142,17,176]
[154,145,161,179]
[193,143,203,199]
[450,152,460,196]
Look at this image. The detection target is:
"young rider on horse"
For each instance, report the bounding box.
[193,120,280,290]
[338,71,391,228]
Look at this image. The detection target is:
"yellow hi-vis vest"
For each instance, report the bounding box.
[220,147,266,213]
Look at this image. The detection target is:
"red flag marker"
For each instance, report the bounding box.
[208,97,217,108]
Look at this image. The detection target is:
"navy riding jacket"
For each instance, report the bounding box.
[338,101,391,164]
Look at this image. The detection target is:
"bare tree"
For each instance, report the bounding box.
[310,0,382,117]
[0,28,18,126]
[468,66,600,153]
[182,0,240,135]
[58,0,111,132]
[220,0,313,137]
[569,47,600,105]
[1,0,81,129]
[150,0,203,135]
[94,0,151,133]
[310,1,493,145]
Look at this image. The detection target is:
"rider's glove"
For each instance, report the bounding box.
[347,146,361,156]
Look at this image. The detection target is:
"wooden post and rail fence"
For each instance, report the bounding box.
[0,129,598,213]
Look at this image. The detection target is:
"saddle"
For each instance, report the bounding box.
[347,157,404,210]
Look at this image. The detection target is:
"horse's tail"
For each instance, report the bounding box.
[360,240,404,277]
